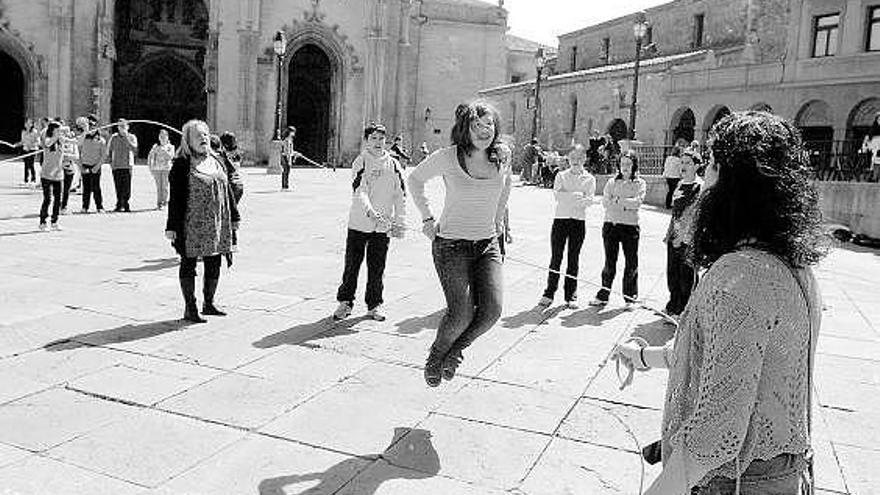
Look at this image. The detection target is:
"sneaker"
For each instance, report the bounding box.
[80,208,88,214]
[537,296,552,307]
[588,298,608,307]
[60,208,68,215]
[332,301,353,321]
[96,208,106,214]
[566,299,580,310]
[367,304,387,321]
[38,223,47,231]
[441,348,463,381]
[624,299,640,311]
[50,222,61,231]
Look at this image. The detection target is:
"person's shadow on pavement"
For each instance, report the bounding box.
[257,427,440,495]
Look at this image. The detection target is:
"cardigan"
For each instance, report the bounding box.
[166,154,241,257]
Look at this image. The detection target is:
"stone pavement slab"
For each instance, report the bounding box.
[155,434,372,495]
[1,167,879,493]
[0,455,150,494]
[45,407,245,488]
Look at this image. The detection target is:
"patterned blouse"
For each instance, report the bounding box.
[661,247,820,487]
[184,158,235,258]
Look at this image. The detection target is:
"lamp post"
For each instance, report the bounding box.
[531,47,546,142]
[273,30,287,140]
[629,12,649,140]
[267,30,287,174]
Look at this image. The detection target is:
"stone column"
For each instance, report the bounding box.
[393,0,413,137]
[48,0,75,120]
[237,0,261,164]
[95,0,115,123]
[363,0,388,123]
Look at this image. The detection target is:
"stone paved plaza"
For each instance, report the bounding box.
[0,163,878,495]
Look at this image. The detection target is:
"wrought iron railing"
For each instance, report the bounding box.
[804,140,876,182]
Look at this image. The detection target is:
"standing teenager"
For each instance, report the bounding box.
[538,144,596,309]
[107,119,138,212]
[590,150,647,308]
[408,101,512,387]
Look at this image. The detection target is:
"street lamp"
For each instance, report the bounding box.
[531,47,546,142]
[629,12,649,140]
[273,30,287,141]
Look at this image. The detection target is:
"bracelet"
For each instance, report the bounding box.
[422,217,434,223]
[639,346,650,369]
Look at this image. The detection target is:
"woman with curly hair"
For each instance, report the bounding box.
[615,111,826,494]
[408,101,512,387]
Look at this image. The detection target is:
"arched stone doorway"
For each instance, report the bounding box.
[113,0,208,154]
[0,49,25,146]
[287,44,332,163]
[607,118,628,142]
[670,107,695,145]
[795,99,834,142]
[703,105,731,135]
[846,97,880,142]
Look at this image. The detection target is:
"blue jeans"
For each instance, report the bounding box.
[692,454,808,495]
[431,236,503,357]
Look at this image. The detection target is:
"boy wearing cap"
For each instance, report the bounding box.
[332,122,406,322]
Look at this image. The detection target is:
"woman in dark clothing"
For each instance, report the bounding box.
[165,120,240,323]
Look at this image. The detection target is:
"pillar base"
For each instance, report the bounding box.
[267,140,282,175]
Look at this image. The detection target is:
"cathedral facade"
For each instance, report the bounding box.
[0,0,508,165]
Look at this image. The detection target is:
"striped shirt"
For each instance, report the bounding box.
[407,146,511,241]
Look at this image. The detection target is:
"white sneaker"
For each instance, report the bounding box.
[39,223,47,232]
[588,298,608,307]
[60,208,68,215]
[50,222,61,231]
[332,302,353,321]
[367,304,387,321]
[624,299,640,311]
[537,296,552,307]
[566,299,580,309]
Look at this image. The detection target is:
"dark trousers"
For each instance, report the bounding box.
[39,179,61,224]
[179,255,222,279]
[82,171,103,210]
[543,218,586,301]
[665,242,698,315]
[336,229,390,309]
[61,171,74,209]
[281,157,292,189]
[596,222,640,302]
[23,155,36,182]
[665,178,680,209]
[112,168,132,210]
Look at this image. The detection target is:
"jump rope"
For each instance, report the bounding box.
[1,120,685,493]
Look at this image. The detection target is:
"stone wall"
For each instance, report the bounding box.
[816,181,880,237]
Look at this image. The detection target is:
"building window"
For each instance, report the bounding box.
[571,46,578,71]
[813,13,840,57]
[692,14,705,48]
[570,97,578,134]
[867,6,880,51]
[511,74,523,83]
[602,37,610,64]
[646,25,654,45]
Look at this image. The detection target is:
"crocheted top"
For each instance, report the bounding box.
[661,247,821,487]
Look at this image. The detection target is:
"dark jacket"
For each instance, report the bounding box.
[166,154,241,257]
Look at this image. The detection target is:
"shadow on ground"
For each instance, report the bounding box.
[252,316,370,349]
[394,310,444,335]
[120,257,179,272]
[558,306,628,328]
[500,304,564,329]
[0,229,48,238]
[258,427,439,495]
[43,319,196,351]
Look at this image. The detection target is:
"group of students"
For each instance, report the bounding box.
[317,101,824,494]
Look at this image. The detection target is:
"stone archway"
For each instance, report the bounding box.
[0,49,25,145]
[795,99,834,142]
[670,107,695,145]
[113,0,208,154]
[703,105,731,135]
[846,97,880,142]
[286,44,332,163]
